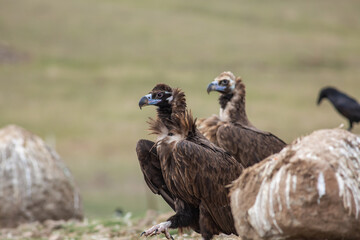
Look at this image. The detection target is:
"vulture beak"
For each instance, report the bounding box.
[139,94,161,109]
[207,82,216,94]
[207,81,226,94]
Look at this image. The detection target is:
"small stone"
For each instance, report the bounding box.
[0,125,83,227]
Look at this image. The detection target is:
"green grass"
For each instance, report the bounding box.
[0,0,359,218]
[0,213,239,239]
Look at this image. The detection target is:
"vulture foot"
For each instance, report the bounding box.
[141,221,173,240]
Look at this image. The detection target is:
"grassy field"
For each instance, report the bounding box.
[1,0,360,222]
[0,210,241,239]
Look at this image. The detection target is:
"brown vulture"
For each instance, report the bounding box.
[136,84,244,240]
[317,86,360,131]
[197,71,286,168]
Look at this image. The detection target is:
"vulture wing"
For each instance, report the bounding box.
[168,137,242,234]
[197,115,223,145]
[217,123,286,168]
[136,139,175,211]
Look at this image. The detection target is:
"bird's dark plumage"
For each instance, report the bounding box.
[136,84,243,240]
[317,87,360,131]
[136,139,176,211]
[198,71,286,168]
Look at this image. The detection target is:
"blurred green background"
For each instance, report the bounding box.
[1,0,359,218]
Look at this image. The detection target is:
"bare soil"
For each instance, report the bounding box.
[0,210,241,240]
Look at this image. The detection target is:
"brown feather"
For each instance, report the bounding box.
[224,77,250,125]
[136,139,176,211]
[151,83,172,93]
[139,84,243,239]
[197,115,222,145]
[198,73,286,168]
[154,108,243,236]
[171,88,187,115]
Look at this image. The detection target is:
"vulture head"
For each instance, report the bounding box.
[139,83,192,139]
[139,84,173,109]
[317,86,338,105]
[207,71,236,94]
[207,71,246,112]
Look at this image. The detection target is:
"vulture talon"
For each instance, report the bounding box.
[164,229,174,240]
[141,221,172,239]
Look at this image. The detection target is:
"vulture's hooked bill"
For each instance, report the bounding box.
[136,84,243,240]
[317,86,360,131]
[198,71,286,168]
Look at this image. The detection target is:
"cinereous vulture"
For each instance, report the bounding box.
[136,84,243,240]
[198,71,286,168]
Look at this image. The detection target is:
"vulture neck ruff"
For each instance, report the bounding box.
[149,88,195,146]
[219,79,252,126]
[156,106,172,123]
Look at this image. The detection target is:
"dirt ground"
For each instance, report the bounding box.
[0,210,241,240]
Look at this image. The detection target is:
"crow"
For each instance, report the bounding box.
[317,87,360,131]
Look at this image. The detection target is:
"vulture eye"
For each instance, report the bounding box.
[156,92,164,98]
[219,79,229,86]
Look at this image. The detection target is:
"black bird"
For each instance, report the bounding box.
[317,87,360,131]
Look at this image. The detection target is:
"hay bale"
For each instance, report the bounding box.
[0,125,83,227]
[230,128,360,240]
